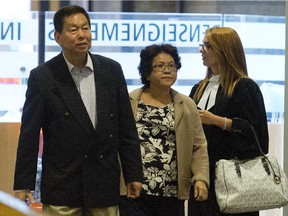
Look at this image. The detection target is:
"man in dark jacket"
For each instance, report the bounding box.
[14,5,142,216]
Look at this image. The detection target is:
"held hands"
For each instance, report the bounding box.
[127,182,142,199]
[15,190,35,204]
[194,180,208,202]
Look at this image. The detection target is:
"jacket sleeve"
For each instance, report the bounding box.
[14,69,43,190]
[188,98,209,187]
[114,64,143,184]
[231,79,269,158]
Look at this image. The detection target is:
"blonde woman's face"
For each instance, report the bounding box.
[200,36,219,73]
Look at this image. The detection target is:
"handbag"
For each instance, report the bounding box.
[215,125,288,213]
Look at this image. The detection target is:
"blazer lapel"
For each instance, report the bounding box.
[89,54,112,128]
[52,54,95,136]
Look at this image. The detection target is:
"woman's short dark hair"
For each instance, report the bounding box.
[53,5,91,33]
[138,43,182,88]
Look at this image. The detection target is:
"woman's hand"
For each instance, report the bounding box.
[198,110,215,125]
[198,110,232,130]
[194,180,208,201]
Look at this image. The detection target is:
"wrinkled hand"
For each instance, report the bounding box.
[194,180,208,202]
[198,110,215,125]
[127,182,142,199]
[15,190,35,204]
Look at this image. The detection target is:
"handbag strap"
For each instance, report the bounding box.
[249,124,266,156]
[237,125,281,184]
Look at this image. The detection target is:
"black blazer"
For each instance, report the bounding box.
[190,78,269,178]
[14,53,143,208]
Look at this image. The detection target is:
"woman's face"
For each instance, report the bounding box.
[200,36,219,73]
[148,52,177,89]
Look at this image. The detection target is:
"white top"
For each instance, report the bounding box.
[197,74,220,110]
[64,53,97,128]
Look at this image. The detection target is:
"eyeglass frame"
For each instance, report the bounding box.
[199,42,212,51]
[152,63,178,73]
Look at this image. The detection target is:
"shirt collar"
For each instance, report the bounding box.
[62,52,93,73]
[209,74,220,83]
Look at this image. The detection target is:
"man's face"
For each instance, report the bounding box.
[54,13,92,58]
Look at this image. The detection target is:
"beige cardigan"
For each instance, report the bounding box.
[120,88,209,200]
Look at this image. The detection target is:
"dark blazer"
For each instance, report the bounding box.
[190,78,269,165]
[189,78,269,216]
[14,53,143,208]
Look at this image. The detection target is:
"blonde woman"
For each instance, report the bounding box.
[188,27,269,216]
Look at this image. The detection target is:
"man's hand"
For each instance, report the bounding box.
[194,180,208,202]
[15,190,35,204]
[126,182,142,199]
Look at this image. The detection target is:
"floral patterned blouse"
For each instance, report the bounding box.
[136,100,177,197]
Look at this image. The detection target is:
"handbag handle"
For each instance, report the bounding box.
[249,124,266,156]
[235,124,281,184]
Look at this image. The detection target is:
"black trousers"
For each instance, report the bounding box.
[119,194,185,216]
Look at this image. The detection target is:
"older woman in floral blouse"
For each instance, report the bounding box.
[119,43,209,216]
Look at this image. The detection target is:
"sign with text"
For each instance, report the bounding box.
[0,12,285,122]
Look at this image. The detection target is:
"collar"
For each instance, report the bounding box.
[63,52,93,73]
[209,74,220,83]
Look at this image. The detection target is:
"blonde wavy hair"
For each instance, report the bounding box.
[193,27,248,101]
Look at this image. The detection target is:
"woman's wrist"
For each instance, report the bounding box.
[223,117,227,130]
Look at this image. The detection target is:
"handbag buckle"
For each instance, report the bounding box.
[274,176,281,184]
[262,156,281,184]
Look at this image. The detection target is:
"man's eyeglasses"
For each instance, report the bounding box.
[199,42,212,51]
[152,63,177,72]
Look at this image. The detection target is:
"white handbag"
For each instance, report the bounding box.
[215,125,288,213]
